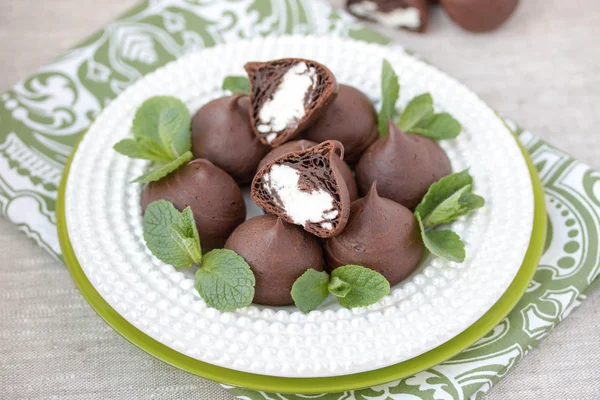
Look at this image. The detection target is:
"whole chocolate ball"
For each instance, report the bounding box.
[141,159,246,252]
[225,214,323,306]
[257,139,359,201]
[440,0,519,32]
[325,183,424,286]
[191,94,269,184]
[304,85,378,164]
[356,122,452,209]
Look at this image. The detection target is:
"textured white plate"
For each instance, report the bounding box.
[65,35,534,378]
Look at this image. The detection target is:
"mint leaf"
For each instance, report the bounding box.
[410,112,461,140]
[132,151,193,183]
[113,138,172,163]
[195,249,255,311]
[415,170,484,229]
[331,265,390,309]
[143,200,201,268]
[416,214,465,262]
[291,269,330,313]
[327,276,351,298]
[132,96,191,159]
[378,59,400,137]
[222,76,250,95]
[398,93,434,132]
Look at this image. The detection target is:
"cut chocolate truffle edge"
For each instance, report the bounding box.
[244,58,338,147]
[251,140,350,238]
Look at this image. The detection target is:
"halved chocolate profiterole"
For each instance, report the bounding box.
[251,140,351,238]
[346,0,429,33]
[244,58,338,147]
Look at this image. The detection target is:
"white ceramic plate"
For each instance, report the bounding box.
[65,35,534,378]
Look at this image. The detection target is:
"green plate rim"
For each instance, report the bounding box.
[57,136,546,395]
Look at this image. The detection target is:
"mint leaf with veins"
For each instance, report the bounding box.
[222,76,250,95]
[143,200,202,268]
[331,265,390,309]
[113,138,172,163]
[131,96,191,159]
[291,269,330,313]
[415,170,484,229]
[410,112,461,140]
[195,249,255,312]
[416,213,465,263]
[378,59,400,137]
[397,93,434,132]
[132,151,193,183]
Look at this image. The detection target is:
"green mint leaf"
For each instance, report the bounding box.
[398,93,434,132]
[331,265,390,309]
[180,207,201,260]
[378,59,400,137]
[409,112,462,140]
[222,76,250,95]
[143,200,200,268]
[132,96,191,159]
[170,223,202,265]
[132,151,193,183]
[415,170,484,229]
[194,249,255,312]
[113,138,172,163]
[291,269,330,313]
[327,276,351,298]
[416,213,465,262]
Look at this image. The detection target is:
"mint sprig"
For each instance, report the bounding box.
[378,59,400,137]
[291,266,390,313]
[114,96,192,182]
[398,93,461,140]
[414,170,485,262]
[143,200,202,268]
[143,200,255,311]
[195,249,255,312]
[222,76,250,95]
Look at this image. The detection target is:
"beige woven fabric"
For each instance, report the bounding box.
[1,0,599,399]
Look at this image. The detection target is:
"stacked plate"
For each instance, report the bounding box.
[57,36,546,394]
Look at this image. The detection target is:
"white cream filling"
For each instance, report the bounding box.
[257,62,317,143]
[349,1,421,29]
[263,164,338,230]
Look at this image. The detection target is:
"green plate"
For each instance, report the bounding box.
[57,137,546,395]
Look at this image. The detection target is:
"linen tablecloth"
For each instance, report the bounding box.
[1,0,599,399]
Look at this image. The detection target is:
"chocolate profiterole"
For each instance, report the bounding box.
[346,0,429,33]
[257,139,359,201]
[356,121,452,209]
[303,85,378,164]
[245,58,338,147]
[325,183,424,286]
[252,140,351,238]
[141,159,246,252]
[191,94,269,184]
[440,0,519,32]
[225,214,323,306]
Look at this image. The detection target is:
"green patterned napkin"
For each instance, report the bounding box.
[0,1,598,399]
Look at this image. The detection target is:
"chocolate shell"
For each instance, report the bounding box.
[191,94,269,184]
[252,140,351,238]
[303,84,378,164]
[356,122,452,209]
[225,214,323,306]
[346,0,429,33]
[141,159,246,252]
[257,139,359,201]
[325,183,424,286]
[244,58,338,147]
[440,0,519,32]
